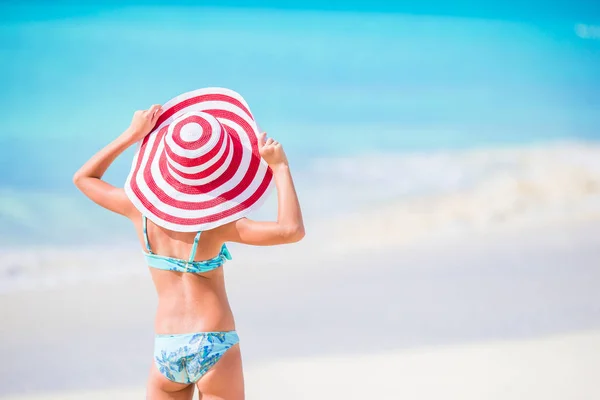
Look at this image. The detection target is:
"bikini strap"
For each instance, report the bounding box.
[221,244,232,260]
[142,215,153,254]
[188,231,202,262]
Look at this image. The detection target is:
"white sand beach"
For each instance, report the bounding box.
[1,215,599,399]
[3,329,600,400]
[246,330,600,400]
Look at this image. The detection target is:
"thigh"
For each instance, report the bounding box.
[147,361,196,400]
[196,344,245,400]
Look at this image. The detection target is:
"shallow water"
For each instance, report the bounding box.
[1,5,599,245]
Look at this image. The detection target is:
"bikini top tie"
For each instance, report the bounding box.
[142,215,231,274]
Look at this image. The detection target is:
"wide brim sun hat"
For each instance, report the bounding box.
[124,87,273,232]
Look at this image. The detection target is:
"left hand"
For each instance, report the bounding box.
[258,132,288,167]
[126,104,163,142]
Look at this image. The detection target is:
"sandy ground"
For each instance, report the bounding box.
[246,330,600,400]
[2,330,599,400]
[1,218,599,399]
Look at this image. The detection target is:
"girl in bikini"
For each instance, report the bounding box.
[73,88,304,399]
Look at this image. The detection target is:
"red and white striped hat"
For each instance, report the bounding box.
[124,87,273,232]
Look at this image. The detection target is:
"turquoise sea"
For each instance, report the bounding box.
[0,1,599,246]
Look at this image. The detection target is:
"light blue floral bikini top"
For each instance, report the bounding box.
[142,215,232,274]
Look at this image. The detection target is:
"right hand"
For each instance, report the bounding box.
[126,104,163,142]
[258,132,288,167]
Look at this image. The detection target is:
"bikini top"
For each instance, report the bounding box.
[142,215,232,274]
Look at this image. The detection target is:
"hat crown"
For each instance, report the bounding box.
[164,111,229,173]
[124,87,273,232]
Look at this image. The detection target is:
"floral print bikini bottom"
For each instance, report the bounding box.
[154,331,239,383]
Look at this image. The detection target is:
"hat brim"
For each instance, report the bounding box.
[124,87,273,232]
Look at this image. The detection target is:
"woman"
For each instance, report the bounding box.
[73,88,304,400]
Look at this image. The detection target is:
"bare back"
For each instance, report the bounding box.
[132,212,236,334]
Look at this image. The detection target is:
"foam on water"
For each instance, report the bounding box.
[2,141,600,292]
[299,141,600,215]
[314,142,600,252]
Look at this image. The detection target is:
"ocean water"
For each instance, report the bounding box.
[0,3,599,248]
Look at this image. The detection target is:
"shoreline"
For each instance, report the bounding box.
[2,211,600,294]
[2,140,600,250]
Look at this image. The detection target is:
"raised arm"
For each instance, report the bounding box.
[224,133,305,246]
[73,105,162,218]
